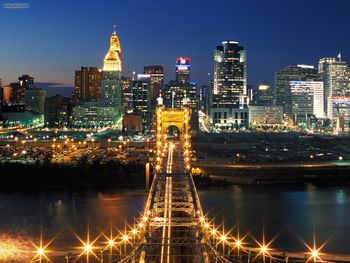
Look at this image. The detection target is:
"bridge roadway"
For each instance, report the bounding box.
[133,139,216,263]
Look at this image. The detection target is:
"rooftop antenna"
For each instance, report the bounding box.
[337,52,342,62]
[113,24,116,33]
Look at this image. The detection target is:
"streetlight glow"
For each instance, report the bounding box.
[37,247,45,256]
[85,244,92,253]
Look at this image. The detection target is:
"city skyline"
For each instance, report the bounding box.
[1,0,350,96]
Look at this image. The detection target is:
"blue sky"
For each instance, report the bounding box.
[1,0,350,96]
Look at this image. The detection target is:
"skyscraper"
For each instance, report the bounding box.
[290,81,324,121]
[175,57,190,85]
[10,74,35,104]
[144,65,164,109]
[19,74,34,88]
[121,76,132,113]
[24,87,46,115]
[275,65,318,117]
[318,57,350,120]
[132,75,151,113]
[73,67,102,104]
[163,81,198,110]
[2,86,11,105]
[211,40,248,129]
[102,31,122,109]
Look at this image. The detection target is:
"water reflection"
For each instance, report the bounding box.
[199,185,350,254]
[0,185,350,256]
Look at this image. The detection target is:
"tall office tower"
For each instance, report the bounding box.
[10,82,23,104]
[275,65,318,117]
[132,75,151,113]
[9,74,35,104]
[102,31,122,108]
[175,57,191,85]
[121,76,132,113]
[163,81,198,111]
[144,65,164,109]
[211,40,248,128]
[19,74,34,89]
[0,78,2,88]
[199,85,209,112]
[2,86,12,104]
[44,95,72,127]
[213,41,247,106]
[256,83,274,105]
[73,67,102,104]
[24,87,46,115]
[131,75,151,130]
[318,57,350,120]
[290,81,324,121]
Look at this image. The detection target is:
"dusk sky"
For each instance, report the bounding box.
[1,0,350,96]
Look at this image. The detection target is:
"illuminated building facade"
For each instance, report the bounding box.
[275,65,318,117]
[211,107,248,129]
[175,57,191,85]
[248,105,283,126]
[24,88,46,115]
[144,65,164,109]
[256,83,274,105]
[2,86,11,105]
[72,101,120,127]
[211,41,248,129]
[121,76,132,113]
[290,81,324,122]
[318,57,350,121]
[73,67,103,104]
[163,81,198,111]
[102,31,122,108]
[329,96,350,131]
[212,41,247,107]
[131,74,151,130]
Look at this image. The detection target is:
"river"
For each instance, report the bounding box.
[0,184,349,260]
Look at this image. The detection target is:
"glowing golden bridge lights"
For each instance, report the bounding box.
[0,234,32,262]
[30,232,54,263]
[303,234,327,263]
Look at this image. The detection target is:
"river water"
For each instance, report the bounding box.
[0,184,349,260]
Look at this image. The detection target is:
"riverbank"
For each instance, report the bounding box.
[0,161,145,190]
[197,165,350,185]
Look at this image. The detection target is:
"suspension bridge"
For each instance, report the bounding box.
[29,106,350,263]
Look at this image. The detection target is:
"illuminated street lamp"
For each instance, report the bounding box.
[146,138,150,151]
[339,156,343,161]
[84,244,92,253]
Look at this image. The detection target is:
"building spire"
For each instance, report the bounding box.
[103,30,122,72]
